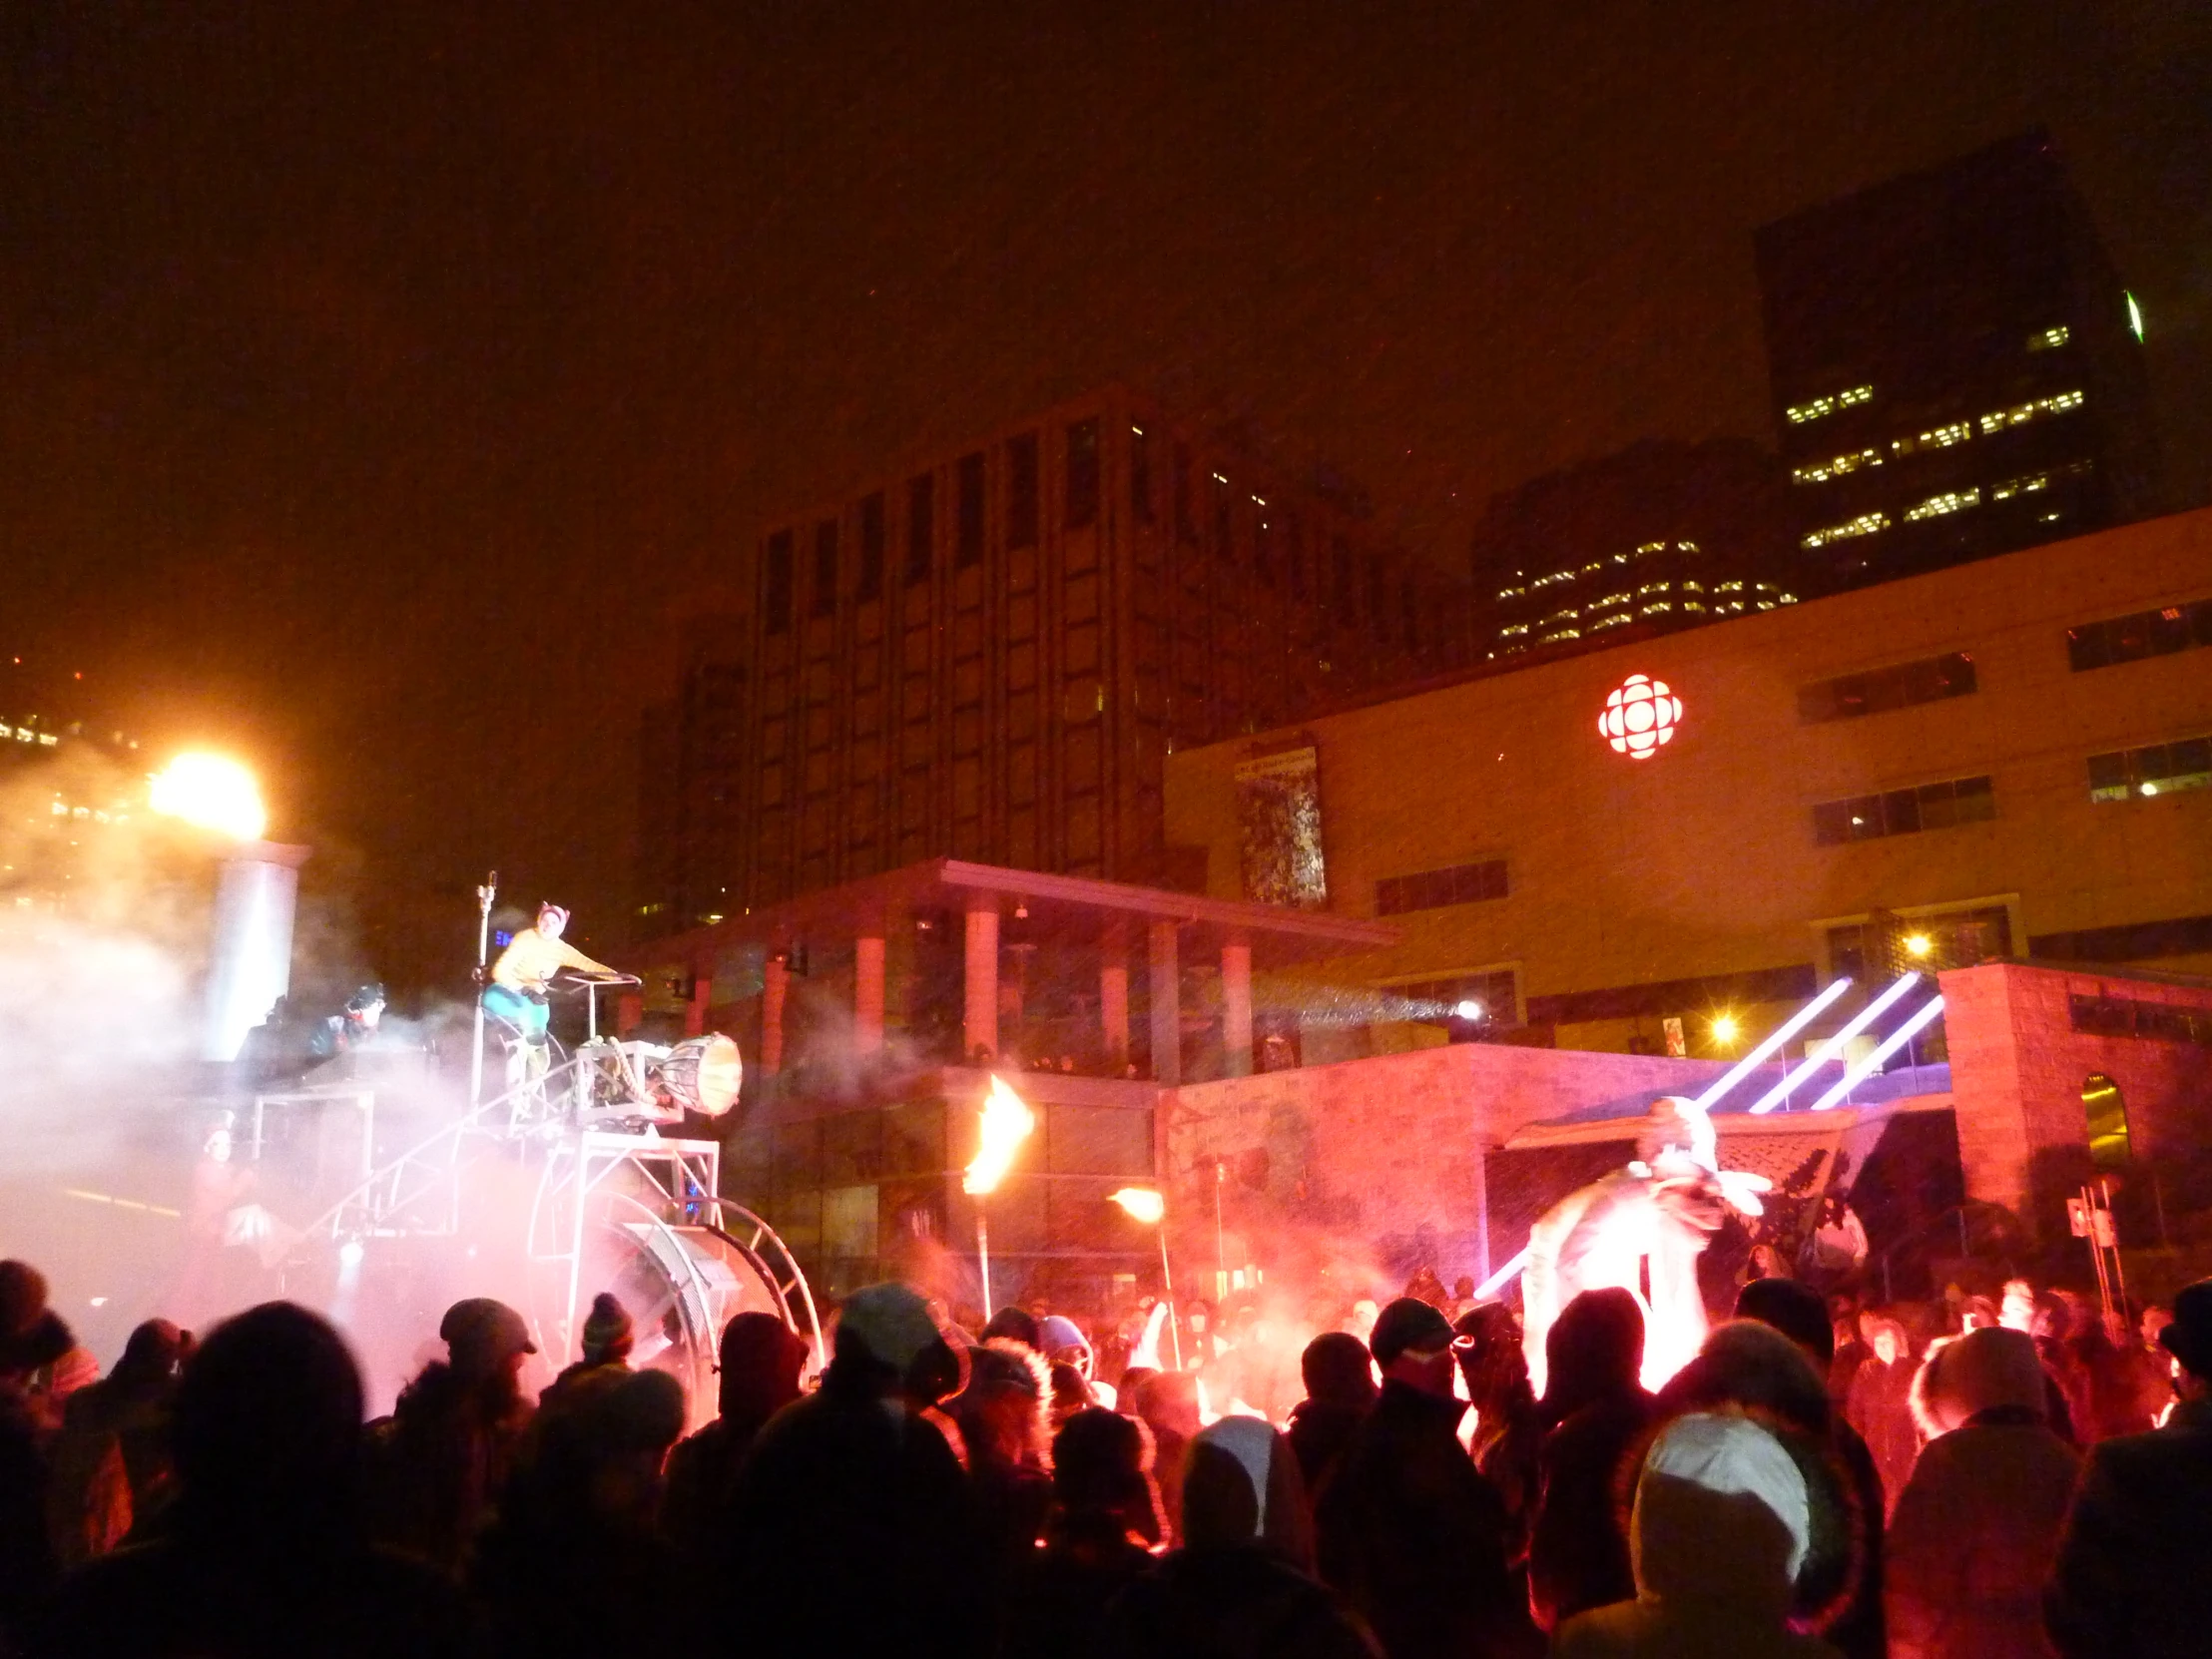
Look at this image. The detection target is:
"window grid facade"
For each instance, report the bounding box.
[1798,652,1976,723]
[2087,736,2212,803]
[2066,597,2212,673]
[1376,859,1509,917]
[1812,776,1995,845]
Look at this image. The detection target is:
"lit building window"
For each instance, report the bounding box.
[1682,601,1707,613]
[1716,580,1745,593]
[1591,592,1630,609]
[1588,614,1631,631]
[2027,325,2071,351]
[2087,735,2212,802]
[1803,512,1891,549]
[1991,458,2094,500]
[1905,487,1982,521]
[1839,386,1873,408]
[1680,580,1703,593]
[1979,389,2085,434]
[1540,627,1582,642]
[1641,601,1673,615]
[1892,421,1971,456]
[2067,597,2212,672]
[1792,447,1885,484]
[1499,623,1530,638]
[1799,652,1976,722]
[1637,581,1670,596]
[1813,775,1995,843]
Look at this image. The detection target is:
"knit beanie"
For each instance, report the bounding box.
[1913,1326,2048,1437]
[581,1292,634,1363]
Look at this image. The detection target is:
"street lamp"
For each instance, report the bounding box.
[1110,1186,1183,1369]
[149,752,267,841]
[963,1074,1036,1320]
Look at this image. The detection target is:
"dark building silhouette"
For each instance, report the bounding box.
[636,386,1467,927]
[1757,131,2162,587]
[1466,436,1799,662]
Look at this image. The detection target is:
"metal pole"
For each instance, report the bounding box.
[977,1211,993,1321]
[468,871,496,1109]
[2102,1178,2129,1310]
[2154,1166,2171,1250]
[1213,1160,1227,1301]
[1159,1229,1184,1371]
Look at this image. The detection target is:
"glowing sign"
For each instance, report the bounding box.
[1598,674,1683,760]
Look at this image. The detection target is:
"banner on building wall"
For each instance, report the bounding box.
[1234,746,1328,909]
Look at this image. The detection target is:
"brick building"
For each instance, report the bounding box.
[637,386,1468,931]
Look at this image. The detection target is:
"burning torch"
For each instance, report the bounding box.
[1109,1187,1183,1370]
[963,1074,1036,1321]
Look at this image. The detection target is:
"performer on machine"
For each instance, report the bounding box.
[481,903,622,1091]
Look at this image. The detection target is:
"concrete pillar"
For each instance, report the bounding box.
[202,841,310,1061]
[1221,940,1254,1079]
[1100,954,1131,1072]
[854,935,886,1053]
[1148,919,1181,1086]
[762,954,789,1075]
[964,902,1000,1062]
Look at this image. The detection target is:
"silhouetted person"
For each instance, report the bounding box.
[1454,1303,1543,1559]
[950,1340,1056,1593]
[363,1297,537,1573]
[1286,1331,1378,1498]
[1657,1321,1868,1642]
[1554,1412,1840,1659]
[1133,1369,1202,1544]
[538,1291,632,1413]
[1000,1406,1161,1659]
[1889,1327,2076,1659]
[1736,1276,1889,1659]
[661,1312,807,1555]
[980,1305,1044,1352]
[1315,1297,1530,1658]
[468,1366,686,1659]
[719,1282,985,1659]
[0,1261,99,1433]
[1102,1415,1379,1658]
[2047,1278,2212,1658]
[45,1320,191,1567]
[1527,1287,1659,1633]
[38,1301,467,1658]
[0,1374,57,1652]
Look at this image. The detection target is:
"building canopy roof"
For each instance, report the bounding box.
[630,857,1397,970]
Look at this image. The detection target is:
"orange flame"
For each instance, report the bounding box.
[962,1074,1036,1196]
[1109,1187,1165,1225]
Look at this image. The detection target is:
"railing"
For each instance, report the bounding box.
[285,1057,586,1256]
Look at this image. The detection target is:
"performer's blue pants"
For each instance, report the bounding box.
[482,984,548,1041]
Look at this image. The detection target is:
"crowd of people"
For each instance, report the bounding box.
[4,1249,2212,1658]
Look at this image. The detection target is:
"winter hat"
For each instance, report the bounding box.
[1635,1412,1812,1598]
[1369,1296,1455,1369]
[978,1306,1043,1351]
[836,1282,947,1377]
[0,1261,49,1340]
[1914,1327,2053,1437]
[440,1298,537,1373]
[2160,1279,2212,1381]
[967,1339,1046,1398]
[1734,1277,1836,1367]
[1663,1320,1833,1434]
[115,1319,193,1385]
[581,1293,634,1362]
[1037,1314,1090,1360]
[1182,1416,1315,1566]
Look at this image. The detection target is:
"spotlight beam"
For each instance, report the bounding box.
[1690,975,1855,1114]
[1808,994,1947,1112]
[1746,970,1925,1115]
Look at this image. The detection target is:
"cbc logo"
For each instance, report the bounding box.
[1598,674,1683,760]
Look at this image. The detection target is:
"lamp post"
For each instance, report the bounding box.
[468,870,496,1109]
[962,1074,1036,1320]
[1109,1187,1183,1370]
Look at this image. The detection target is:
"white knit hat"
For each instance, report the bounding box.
[1642,1411,1811,1582]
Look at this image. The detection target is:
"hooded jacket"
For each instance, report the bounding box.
[1887,1329,2077,1659]
[1555,1411,1841,1659]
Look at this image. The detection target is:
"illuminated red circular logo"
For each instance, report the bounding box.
[1598,674,1683,760]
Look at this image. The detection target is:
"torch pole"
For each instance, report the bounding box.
[977,1210,994,1321]
[1159,1231,1183,1370]
[467,871,496,1110]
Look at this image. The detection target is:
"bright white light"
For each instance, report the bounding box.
[1904,933,1934,958]
[1747,971,1924,1115]
[2126,291,2144,342]
[1455,998,1484,1019]
[1711,1013,1740,1046]
[1809,993,1947,1112]
[1692,976,1854,1113]
[338,1239,365,1268]
[1109,1187,1165,1226]
[151,753,267,840]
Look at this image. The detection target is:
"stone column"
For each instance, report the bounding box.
[854,935,886,1053]
[964,901,1000,1062]
[761,954,789,1076]
[1221,940,1254,1079]
[1148,918,1181,1086]
[1099,947,1131,1072]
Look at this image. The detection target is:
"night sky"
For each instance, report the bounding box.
[6,2,2208,990]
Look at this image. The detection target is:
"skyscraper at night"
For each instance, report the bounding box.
[1757,131,2161,588]
[637,386,1466,928]
[1465,437,1799,662]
